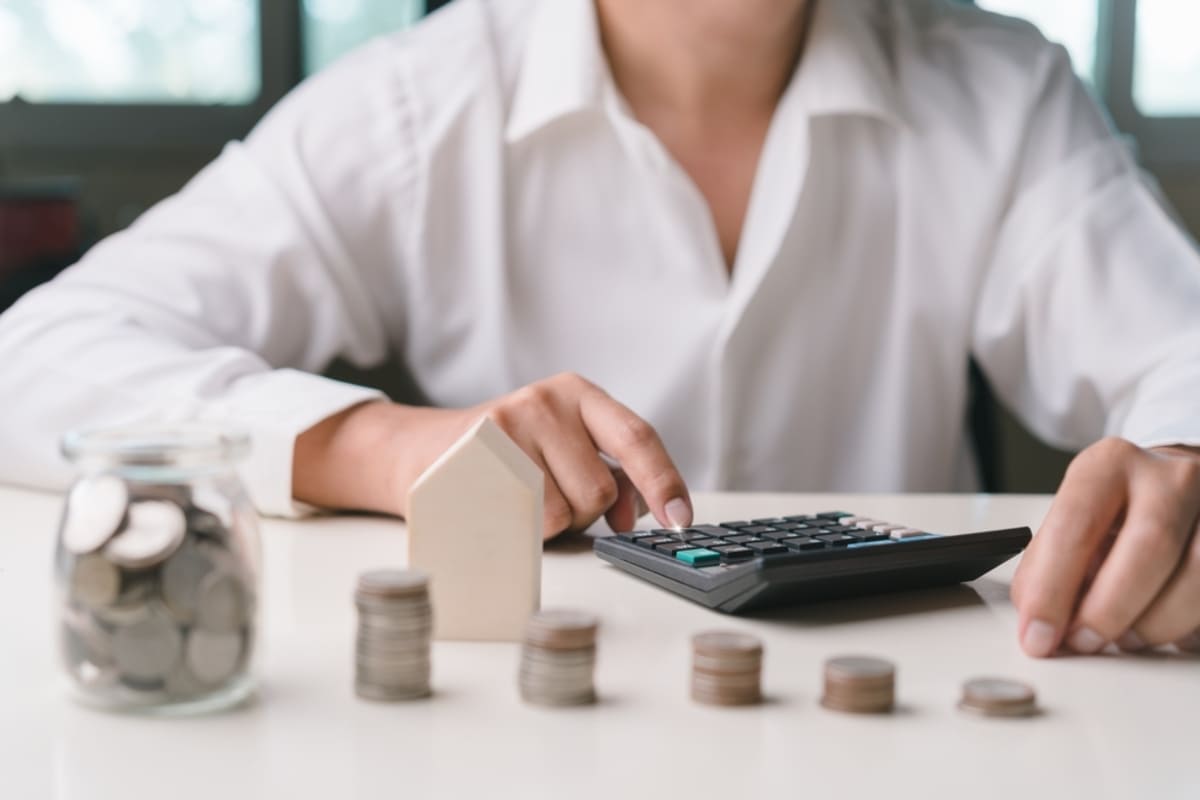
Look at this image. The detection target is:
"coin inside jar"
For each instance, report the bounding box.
[103,500,187,569]
[111,607,184,682]
[69,553,122,609]
[62,474,129,555]
[186,629,245,685]
[161,541,217,623]
[195,569,248,633]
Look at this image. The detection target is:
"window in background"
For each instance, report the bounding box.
[0,0,260,105]
[974,0,1099,86]
[302,0,425,76]
[1134,0,1200,116]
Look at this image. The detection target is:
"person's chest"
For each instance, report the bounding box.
[395,103,999,488]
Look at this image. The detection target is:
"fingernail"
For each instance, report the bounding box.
[1022,619,1058,657]
[1068,626,1107,654]
[1116,630,1148,652]
[664,497,692,530]
[1176,632,1200,654]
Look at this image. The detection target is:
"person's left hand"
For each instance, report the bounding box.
[1011,438,1200,657]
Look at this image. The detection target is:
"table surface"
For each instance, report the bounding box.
[3,487,1197,800]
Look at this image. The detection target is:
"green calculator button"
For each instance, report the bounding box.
[676,548,721,567]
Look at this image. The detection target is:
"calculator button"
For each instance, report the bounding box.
[762,531,799,541]
[655,542,696,555]
[784,537,826,550]
[771,521,806,531]
[713,545,756,560]
[751,517,786,525]
[689,538,725,548]
[673,531,713,542]
[872,524,905,534]
[783,514,826,523]
[636,536,673,548]
[676,548,721,567]
[688,525,732,538]
[816,533,856,546]
[806,528,832,536]
[847,529,889,542]
[725,535,765,544]
[719,521,753,529]
[817,511,852,519]
[745,541,788,555]
[890,528,931,539]
[741,526,778,535]
[820,525,854,533]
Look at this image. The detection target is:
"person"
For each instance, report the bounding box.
[0,0,1198,659]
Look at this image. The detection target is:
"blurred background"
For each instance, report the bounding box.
[0,0,1197,492]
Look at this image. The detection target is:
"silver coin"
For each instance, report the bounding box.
[69,554,122,609]
[356,569,429,599]
[825,655,895,681]
[195,570,249,633]
[692,631,763,657]
[62,475,128,555]
[61,608,115,669]
[164,662,210,699]
[111,608,183,681]
[186,629,245,685]
[104,501,187,569]
[161,542,216,623]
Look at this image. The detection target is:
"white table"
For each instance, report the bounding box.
[3,487,1197,799]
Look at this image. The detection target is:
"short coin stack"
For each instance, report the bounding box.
[958,677,1038,717]
[690,630,764,706]
[355,570,433,701]
[59,475,256,706]
[519,609,599,707]
[821,655,896,713]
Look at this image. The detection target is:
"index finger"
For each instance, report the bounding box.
[1012,445,1128,657]
[578,389,692,529]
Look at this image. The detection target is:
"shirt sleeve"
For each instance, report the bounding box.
[0,39,420,516]
[971,45,1200,454]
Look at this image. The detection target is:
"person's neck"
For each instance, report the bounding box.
[595,0,813,120]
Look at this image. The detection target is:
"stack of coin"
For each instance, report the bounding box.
[58,475,256,707]
[354,570,433,701]
[690,630,764,706]
[958,677,1038,718]
[518,609,599,707]
[821,655,896,713]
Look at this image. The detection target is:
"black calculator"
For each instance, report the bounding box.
[593,511,1031,613]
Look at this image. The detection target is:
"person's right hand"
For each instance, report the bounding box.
[293,372,693,539]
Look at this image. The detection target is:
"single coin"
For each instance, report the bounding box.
[61,608,115,669]
[692,631,764,658]
[824,655,895,681]
[69,554,122,609]
[164,662,210,699]
[524,609,599,650]
[195,570,249,633]
[959,677,1038,718]
[161,542,218,623]
[186,629,245,685]
[355,682,432,702]
[62,475,129,555]
[111,609,184,682]
[191,483,234,528]
[356,569,429,599]
[103,500,187,569]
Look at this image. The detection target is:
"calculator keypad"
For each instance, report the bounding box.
[616,512,940,567]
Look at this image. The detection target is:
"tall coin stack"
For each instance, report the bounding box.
[58,475,257,709]
[519,609,599,707]
[690,631,764,706]
[821,655,896,713]
[354,569,433,701]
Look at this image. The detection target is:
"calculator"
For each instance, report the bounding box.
[593,512,1031,613]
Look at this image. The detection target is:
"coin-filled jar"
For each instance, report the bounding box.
[54,425,260,714]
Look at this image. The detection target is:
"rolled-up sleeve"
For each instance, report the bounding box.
[0,39,419,516]
[972,47,1200,453]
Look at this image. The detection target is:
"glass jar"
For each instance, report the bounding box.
[54,424,260,714]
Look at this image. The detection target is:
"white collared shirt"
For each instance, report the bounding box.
[2,0,1199,515]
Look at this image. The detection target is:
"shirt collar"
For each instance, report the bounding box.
[505,0,905,145]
